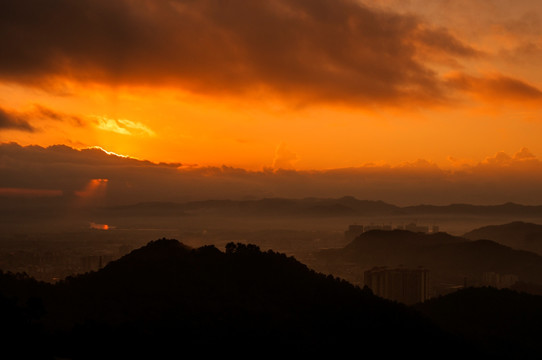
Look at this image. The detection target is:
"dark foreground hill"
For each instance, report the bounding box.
[0,239,475,359]
[464,221,542,255]
[416,287,542,358]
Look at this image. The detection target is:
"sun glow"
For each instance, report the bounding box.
[86,146,130,158]
[75,178,109,206]
[90,222,110,230]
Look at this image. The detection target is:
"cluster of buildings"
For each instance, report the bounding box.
[0,245,133,283]
[363,267,521,305]
[364,266,429,305]
[481,272,519,289]
[342,222,523,304]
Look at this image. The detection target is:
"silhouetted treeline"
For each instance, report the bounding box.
[1,239,540,359]
[416,287,542,358]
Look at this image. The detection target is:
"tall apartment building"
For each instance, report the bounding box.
[364,266,429,305]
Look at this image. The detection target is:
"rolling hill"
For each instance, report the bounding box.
[315,230,542,293]
[464,221,542,255]
[0,238,471,359]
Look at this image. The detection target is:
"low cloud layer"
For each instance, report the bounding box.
[0,107,34,132]
[0,105,83,132]
[3,143,542,206]
[446,73,542,103]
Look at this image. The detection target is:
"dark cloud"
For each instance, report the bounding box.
[0,0,479,106]
[500,11,542,37]
[3,143,542,206]
[0,142,182,193]
[32,104,84,126]
[0,107,34,131]
[413,26,479,57]
[0,142,181,168]
[446,73,542,101]
[485,76,542,100]
[0,105,84,132]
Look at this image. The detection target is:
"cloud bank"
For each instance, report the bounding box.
[0,107,35,132]
[2,143,542,206]
[0,105,84,132]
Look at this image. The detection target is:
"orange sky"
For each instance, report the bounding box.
[1,0,541,171]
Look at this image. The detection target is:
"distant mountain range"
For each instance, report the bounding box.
[104,196,394,217]
[103,196,542,217]
[464,221,542,255]
[3,196,542,224]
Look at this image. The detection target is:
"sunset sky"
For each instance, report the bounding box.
[1,0,542,205]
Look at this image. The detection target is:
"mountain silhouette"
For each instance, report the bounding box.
[416,287,542,358]
[0,238,476,359]
[464,221,542,255]
[93,198,542,220]
[403,202,542,216]
[316,230,542,292]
